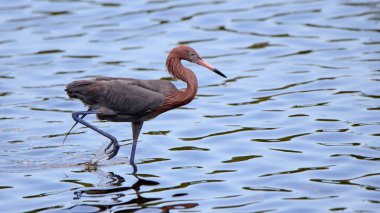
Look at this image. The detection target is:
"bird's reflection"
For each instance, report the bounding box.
[71,163,198,212]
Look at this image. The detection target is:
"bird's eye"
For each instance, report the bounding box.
[189,52,195,56]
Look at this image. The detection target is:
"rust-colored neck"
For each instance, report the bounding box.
[149,55,198,118]
[166,55,198,104]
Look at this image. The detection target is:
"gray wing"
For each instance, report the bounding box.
[99,80,166,115]
[95,76,178,96]
[66,78,167,115]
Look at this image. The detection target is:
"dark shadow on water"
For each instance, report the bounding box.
[68,163,199,212]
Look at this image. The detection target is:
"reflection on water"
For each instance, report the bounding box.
[70,165,199,212]
[0,0,379,212]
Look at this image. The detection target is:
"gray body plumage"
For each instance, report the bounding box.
[66,77,178,122]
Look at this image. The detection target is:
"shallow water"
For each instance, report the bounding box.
[0,0,379,212]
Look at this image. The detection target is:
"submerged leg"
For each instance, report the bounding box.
[130,122,143,164]
[72,111,120,160]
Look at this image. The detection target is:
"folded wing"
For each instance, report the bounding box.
[66,78,172,116]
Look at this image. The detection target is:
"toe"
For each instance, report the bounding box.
[106,145,119,160]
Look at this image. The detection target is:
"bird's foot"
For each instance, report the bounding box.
[91,140,119,163]
[105,140,120,160]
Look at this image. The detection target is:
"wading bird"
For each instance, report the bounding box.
[65,45,226,164]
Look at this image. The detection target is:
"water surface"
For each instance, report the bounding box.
[0,0,379,212]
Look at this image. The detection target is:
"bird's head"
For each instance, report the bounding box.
[170,45,227,78]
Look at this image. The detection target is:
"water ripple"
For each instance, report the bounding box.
[0,0,379,212]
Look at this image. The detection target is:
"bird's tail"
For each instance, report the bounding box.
[65,80,94,100]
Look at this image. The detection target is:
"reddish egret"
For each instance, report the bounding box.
[65,45,226,163]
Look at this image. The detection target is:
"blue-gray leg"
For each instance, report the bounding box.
[72,111,120,160]
[130,122,143,164]
[63,108,91,144]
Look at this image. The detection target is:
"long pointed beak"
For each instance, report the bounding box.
[197,58,227,78]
